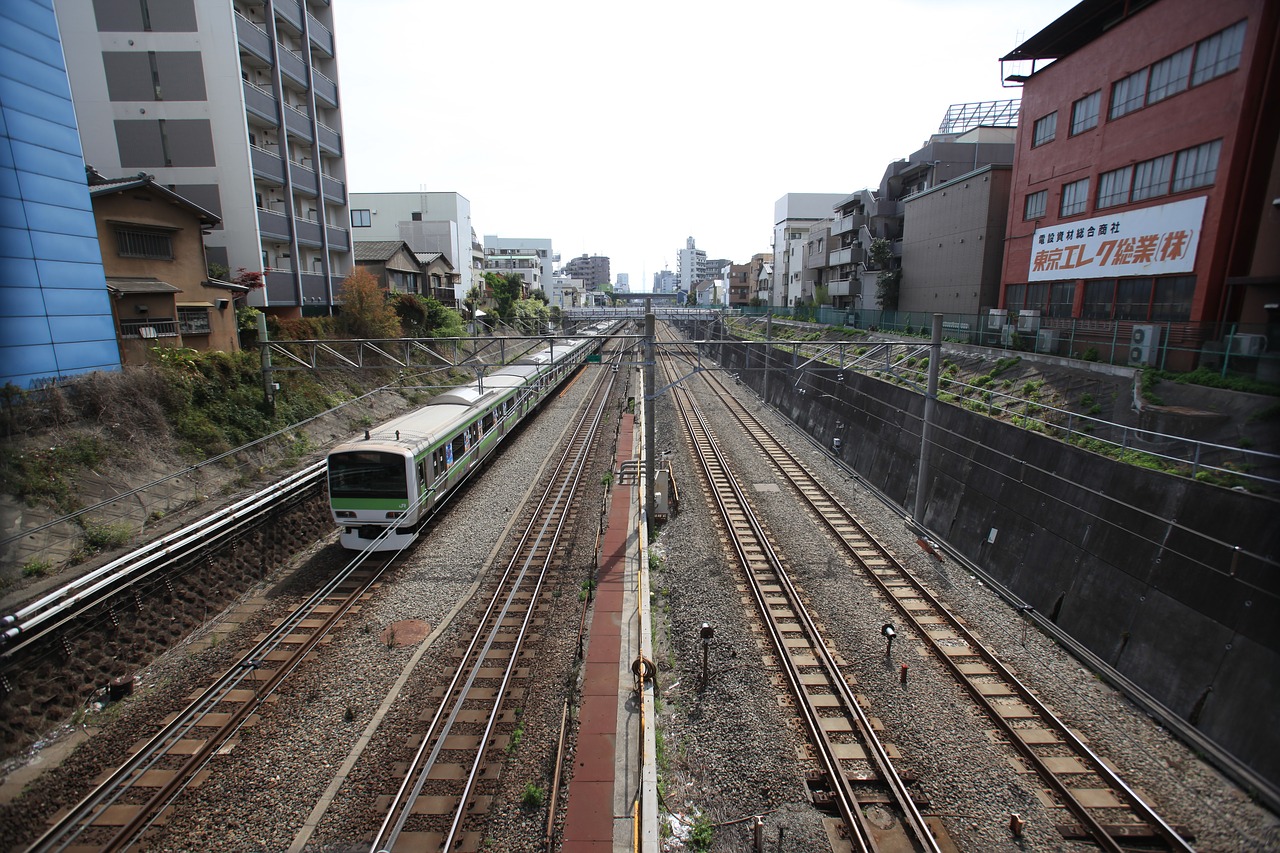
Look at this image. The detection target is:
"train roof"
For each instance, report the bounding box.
[329,402,471,455]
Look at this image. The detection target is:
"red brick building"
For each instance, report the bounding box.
[999,0,1279,369]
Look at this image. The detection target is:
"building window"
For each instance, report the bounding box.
[1192,20,1246,86]
[1132,154,1173,201]
[1023,190,1047,220]
[1173,139,1222,191]
[115,227,173,259]
[1115,278,1153,321]
[1097,166,1133,209]
[177,307,211,334]
[1060,178,1090,217]
[1152,276,1195,321]
[1109,68,1149,119]
[1005,283,1026,310]
[1032,111,1057,147]
[1147,46,1192,103]
[1082,280,1116,319]
[1070,91,1100,135]
[351,209,371,227]
[1048,282,1076,318]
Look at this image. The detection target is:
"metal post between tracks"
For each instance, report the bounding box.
[258,312,275,413]
[913,313,942,527]
[645,303,656,515]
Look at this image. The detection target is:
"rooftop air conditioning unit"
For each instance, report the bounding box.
[1228,334,1267,356]
[1130,324,1160,366]
[1017,309,1041,332]
[1036,329,1059,354]
[987,309,1007,329]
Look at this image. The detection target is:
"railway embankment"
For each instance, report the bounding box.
[709,331,1280,807]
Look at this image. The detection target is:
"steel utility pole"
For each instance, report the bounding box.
[913,313,943,526]
[644,302,656,515]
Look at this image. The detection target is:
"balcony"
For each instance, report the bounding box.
[278,47,308,89]
[828,247,852,266]
[299,271,330,303]
[316,121,341,155]
[283,104,313,142]
[120,318,179,338]
[274,0,303,33]
[250,146,285,183]
[828,279,851,297]
[321,173,345,205]
[235,13,272,63]
[265,269,297,304]
[326,225,350,252]
[257,207,291,241]
[289,160,319,195]
[308,14,334,56]
[312,69,337,107]
[242,80,279,124]
[295,218,323,247]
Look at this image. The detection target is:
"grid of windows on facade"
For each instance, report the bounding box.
[1109,19,1246,120]
[1024,190,1048,220]
[1006,275,1195,322]
[1096,139,1221,209]
[351,209,371,227]
[177,307,210,334]
[1070,91,1100,135]
[1060,178,1090,217]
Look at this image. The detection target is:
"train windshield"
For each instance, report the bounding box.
[328,450,408,499]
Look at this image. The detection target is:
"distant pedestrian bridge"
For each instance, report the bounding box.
[563,305,737,322]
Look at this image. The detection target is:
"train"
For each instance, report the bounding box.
[326,321,616,551]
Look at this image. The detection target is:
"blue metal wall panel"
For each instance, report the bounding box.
[0,0,121,388]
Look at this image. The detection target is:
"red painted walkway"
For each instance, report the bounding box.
[560,413,636,852]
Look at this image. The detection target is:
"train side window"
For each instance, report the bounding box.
[451,434,465,461]
[482,411,494,432]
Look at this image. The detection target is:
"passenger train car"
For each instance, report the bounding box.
[327,322,615,551]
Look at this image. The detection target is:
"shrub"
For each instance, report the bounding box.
[521,783,545,809]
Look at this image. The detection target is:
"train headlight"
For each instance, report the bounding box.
[335,511,356,519]
[385,511,403,519]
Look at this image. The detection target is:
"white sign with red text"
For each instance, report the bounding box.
[1027,196,1207,282]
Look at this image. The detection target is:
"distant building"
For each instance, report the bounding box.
[563,254,611,289]
[349,192,474,304]
[653,269,678,293]
[772,194,846,307]
[999,0,1279,370]
[551,276,585,309]
[483,248,541,296]
[677,237,707,292]
[484,236,556,287]
[0,2,121,389]
[354,241,423,295]
[56,0,353,317]
[616,273,630,291]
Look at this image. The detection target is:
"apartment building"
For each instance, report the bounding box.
[55,0,352,317]
[484,236,556,287]
[349,191,473,304]
[677,237,706,292]
[0,0,121,389]
[999,0,1279,368]
[563,254,611,290]
[772,194,846,307]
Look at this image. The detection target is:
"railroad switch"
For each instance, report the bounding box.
[900,663,909,685]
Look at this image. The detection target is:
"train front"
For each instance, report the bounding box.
[327,443,417,551]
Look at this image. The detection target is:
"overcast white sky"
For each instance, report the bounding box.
[331,0,1080,289]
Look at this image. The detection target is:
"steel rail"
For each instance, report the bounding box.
[2,461,327,657]
[701,365,1194,852]
[27,547,391,852]
[661,348,938,853]
[371,354,618,853]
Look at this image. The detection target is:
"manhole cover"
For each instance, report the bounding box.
[381,619,430,647]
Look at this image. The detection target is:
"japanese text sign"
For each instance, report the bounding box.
[1028,196,1206,282]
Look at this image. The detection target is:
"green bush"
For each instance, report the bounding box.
[521,783,545,809]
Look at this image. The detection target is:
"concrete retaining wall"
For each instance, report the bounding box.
[708,333,1280,794]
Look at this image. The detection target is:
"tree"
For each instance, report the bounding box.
[512,297,550,334]
[867,238,901,310]
[336,268,399,339]
[392,293,465,338]
[484,272,523,324]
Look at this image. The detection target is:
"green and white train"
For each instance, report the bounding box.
[327,323,613,551]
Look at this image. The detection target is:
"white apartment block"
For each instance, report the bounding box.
[484,236,556,287]
[653,269,678,293]
[349,192,474,303]
[772,193,845,307]
[677,237,707,292]
[56,0,352,315]
[616,272,629,291]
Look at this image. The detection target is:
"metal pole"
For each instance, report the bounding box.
[913,314,942,526]
[258,312,274,412]
[762,314,772,404]
[644,303,656,517]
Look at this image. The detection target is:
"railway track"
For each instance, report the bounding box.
[659,343,942,853]
[368,350,620,853]
[692,350,1195,851]
[26,548,393,852]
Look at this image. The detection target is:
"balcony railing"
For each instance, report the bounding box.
[242,80,279,124]
[283,103,313,142]
[257,207,291,241]
[120,318,179,338]
[250,145,285,183]
[278,45,308,88]
[828,247,852,267]
[321,173,345,204]
[294,218,323,246]
[312,69,337,107]
[326,225,350,251]
[316,121,341,155]
[234,12,272,63]
[308,14,334,56]
[274,0,303,32]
